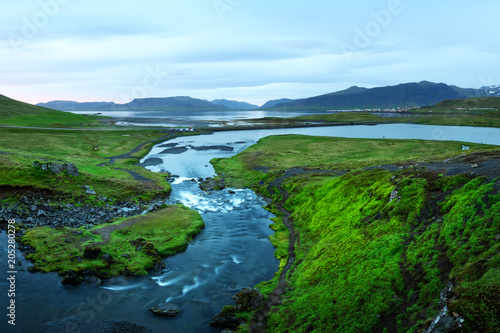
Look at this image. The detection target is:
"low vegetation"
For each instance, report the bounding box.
[213,135,499,332]
[22,205,204,278]
[212,134,497,187]
[0,127,173,201]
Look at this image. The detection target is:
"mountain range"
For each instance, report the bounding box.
[36,81,500,112]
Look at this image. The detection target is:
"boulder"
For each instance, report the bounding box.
[232,288,264,311]
[149,303,181,317]
[49,162,66,174]
[210,306,240,328]
[83,246,102,259]
[61,270,82,285]
[67,163,79,177]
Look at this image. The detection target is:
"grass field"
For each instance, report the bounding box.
[0,127,173,201]
[212,134,497,187]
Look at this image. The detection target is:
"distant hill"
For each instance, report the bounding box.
[37,96,227,111]
[37,101,115,111]
[0,94,54,119]
[268,81,488,110]
[211,99,259,110]
[260,98,295,109]
[433,97,500,110]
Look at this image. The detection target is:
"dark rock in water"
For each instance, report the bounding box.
[61,270,81,285]
[192,145,234,152]
[149,303,181,317]
[160,147,188,154]
[232,288,264,311]
[139,158,163,167]
[83,246,102,259]
[199,177,226,192]
[210,306,240,328]
[84,275,103,287]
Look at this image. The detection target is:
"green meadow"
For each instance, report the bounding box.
[213,135,500,333]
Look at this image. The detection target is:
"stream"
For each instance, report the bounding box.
[1,124,500,332]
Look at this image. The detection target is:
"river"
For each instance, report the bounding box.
[1,124,499,333]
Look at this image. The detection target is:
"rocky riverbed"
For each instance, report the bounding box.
[0,190,170,233]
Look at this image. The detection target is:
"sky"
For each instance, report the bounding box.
[1,0,499,107]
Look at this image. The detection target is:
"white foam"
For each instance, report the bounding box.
[182,276,202,295]
[231,255,242,264]
[153,274,185,287]
[101,282,144,291]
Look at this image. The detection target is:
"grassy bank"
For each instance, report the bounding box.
[283,111,500,128]
[213,135,499,332]
[22,205,204,278]
[212,135,497,188]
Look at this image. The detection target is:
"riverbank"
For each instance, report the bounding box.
[212,136,500,332]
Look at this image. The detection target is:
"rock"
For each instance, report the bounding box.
[37,210,47,217]
[211,306,239,328]
[61,270,81,285]
[83,246,102,259]
[49,162,65,174]
[86,188,97,195]
[85,276,102,287]
[102,254,114,264]
[67,163,79,177]
[149,303,181,317]
[232,288,264,311]
[389,189,399,202]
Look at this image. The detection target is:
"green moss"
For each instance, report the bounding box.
[22,205,204,277]
[215,135,499,332]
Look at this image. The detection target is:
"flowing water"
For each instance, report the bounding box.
[1,124,499,332]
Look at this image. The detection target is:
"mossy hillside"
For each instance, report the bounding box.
[264,170,499,333]
[212,135,496,188]
[22,205,204,278]
[0,110,105,128]
[0,94,55,119]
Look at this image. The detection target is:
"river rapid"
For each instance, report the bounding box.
[1,124,499,332]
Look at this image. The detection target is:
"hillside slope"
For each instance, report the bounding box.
[0,94,54,119]
[271,81,487,110]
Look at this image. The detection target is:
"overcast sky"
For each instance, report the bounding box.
[1,0,499,106]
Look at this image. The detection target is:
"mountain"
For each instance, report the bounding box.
[37,101,115,111]
[268,81,489,110]
[211,99,259,110]
[480,85,500,97]
[260,98,295,109]
[121,97,227,111]
[0,94,54,119]
[37,96,228,111]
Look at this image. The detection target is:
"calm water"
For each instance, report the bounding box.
[70,110,423,127]
[1,123,499,333]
